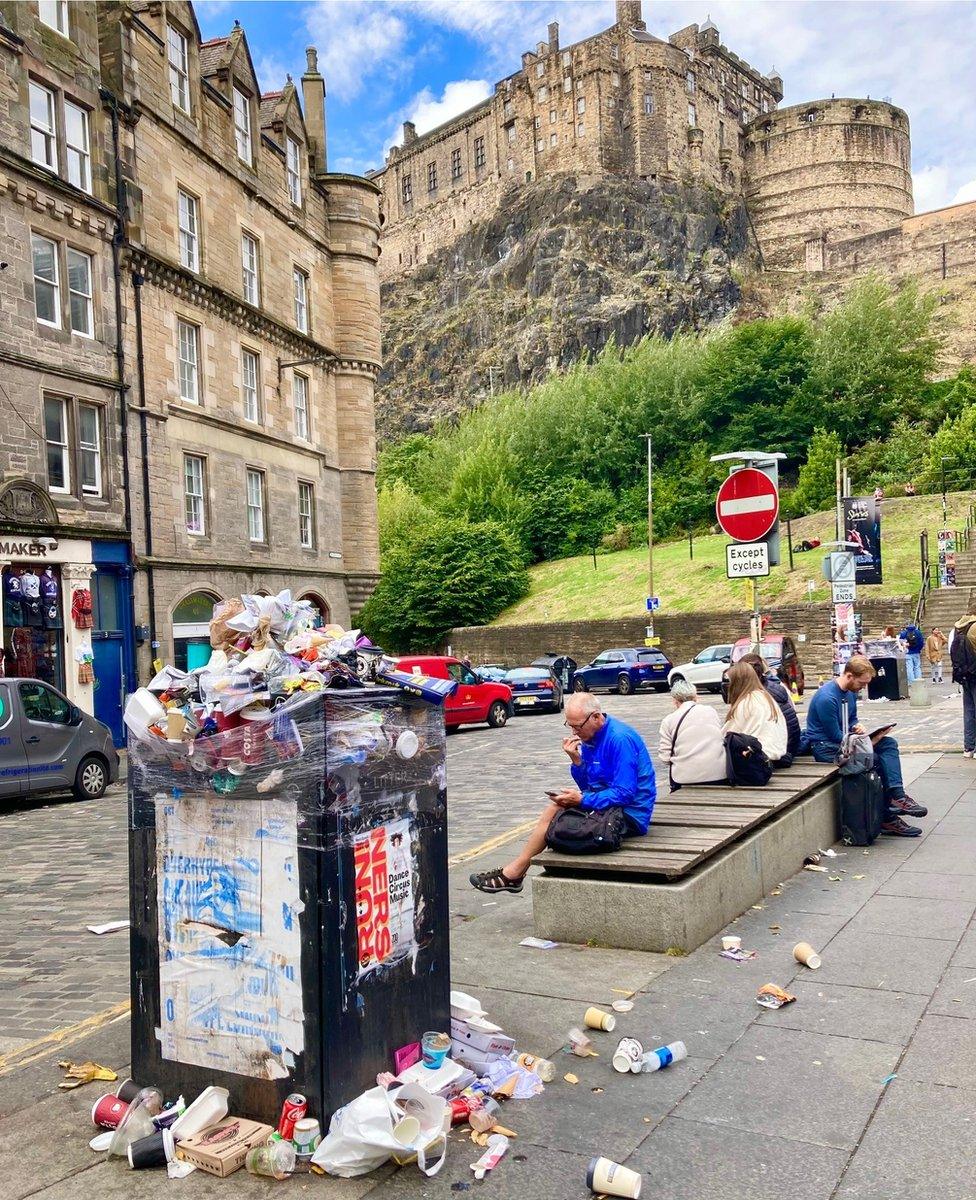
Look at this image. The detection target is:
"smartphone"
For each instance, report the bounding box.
[545,790,560,798]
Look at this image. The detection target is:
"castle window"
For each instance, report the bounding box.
[688,102,697,127]
[451,147,462,180]
[608,96,615,109]
[549,132,557,147]
[233,86,252,164]
[643,93,653,116]
[167,25,190,114]
[686,71,696,95]
[535,61,545,78]
[576,96,585,115]
[644,70,653,82]
[287,136,303,206]
[577,121,584,137]
[550,109,556,124]
[719,120,725,145]
[562,51,571,66]
[610,43,619,60]
[761,99,769,114]
[401,172,412,203]
[718,96,725,115]
[427,160,437,191]
[506,121,516,145]
[507,156,514,171]
[740,80,748,98]
[503,99,513,118]
[474,136,486,168]
[538,85,548,101]
[612,72,620,88]
[534,116,540,129]
[536,138,544,152]
[853,105,867,120]
[754,85,761,101]
[563,76,572,93]
[38,0,69,36]
[800,108,820,124]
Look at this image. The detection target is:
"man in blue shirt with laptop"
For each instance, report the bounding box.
[804,655,926,837]
[470,691,656,893]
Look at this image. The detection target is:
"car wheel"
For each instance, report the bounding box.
[573,678,587,692]
[616,674,634,696]
[487,701,509,728]
[670,674,684,686]
[73,754,107,801]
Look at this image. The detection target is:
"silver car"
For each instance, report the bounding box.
[0,678,119,802]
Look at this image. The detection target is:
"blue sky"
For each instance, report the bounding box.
[197,0,976,212]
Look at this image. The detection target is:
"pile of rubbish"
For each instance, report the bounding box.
[122,589,455,791]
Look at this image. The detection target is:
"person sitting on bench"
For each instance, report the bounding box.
[722,661,789,765]
[739,653,801,761]
[659,679,726,790]
[469,692,656,894]
[803,655,926,836]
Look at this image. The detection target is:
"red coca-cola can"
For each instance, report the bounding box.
[92,1093,129,1129]
[277,1092,307,1140]
[449,1097,473,1126]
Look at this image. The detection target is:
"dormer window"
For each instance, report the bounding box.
[287,135,302,206]
[167,26,190,113]
[233,87,252,163]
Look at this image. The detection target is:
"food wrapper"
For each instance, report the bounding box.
[755,984,797,1009]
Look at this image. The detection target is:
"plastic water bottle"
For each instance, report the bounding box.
[638,1041,687,1072]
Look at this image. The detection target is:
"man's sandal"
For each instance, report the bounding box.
[469,867,525,894]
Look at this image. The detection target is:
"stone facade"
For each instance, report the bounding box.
[0,1,382,728]
[374,1,782,278]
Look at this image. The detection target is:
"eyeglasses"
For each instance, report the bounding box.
[564,712,598,731]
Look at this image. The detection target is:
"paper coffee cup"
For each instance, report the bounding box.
[722,935,741,951]
[165,711,186,741]
[793,942,822,969]
[392,1116,421,1146]
[611,1037,644,1074]
[583,1006,616,1032]
[587,1156,642,1198]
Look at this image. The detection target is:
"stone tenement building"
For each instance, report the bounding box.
[0,0,381,744]
[373,0,917,278]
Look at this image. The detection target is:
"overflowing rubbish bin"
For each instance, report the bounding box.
[126,593,451,1128]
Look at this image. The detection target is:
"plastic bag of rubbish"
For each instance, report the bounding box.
[311,1084,446,1178]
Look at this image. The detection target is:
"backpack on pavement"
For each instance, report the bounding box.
[950,621,976,684]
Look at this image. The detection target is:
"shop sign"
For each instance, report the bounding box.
[0,536,92,564]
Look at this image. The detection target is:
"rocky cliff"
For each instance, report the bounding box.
[377,174,755,440]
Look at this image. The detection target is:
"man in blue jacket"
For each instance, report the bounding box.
[804,655,926,836]
[470,692,656,894]
[900,623,925,683]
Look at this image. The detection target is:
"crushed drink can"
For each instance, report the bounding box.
[278,1092,307,1140]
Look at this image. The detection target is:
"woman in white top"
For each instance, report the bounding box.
[659,679,727,790]
[722,661,788,763]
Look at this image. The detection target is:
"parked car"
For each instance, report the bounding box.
[531,653,578,692]
[730,635,806,695]
[667,644,733,694]
[477,664,509,683]
[573,648,673,695]
[503,667,564,714]
[393,655,513,729]
[0,678,120,802]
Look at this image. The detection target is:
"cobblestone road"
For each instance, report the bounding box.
[0,684,964,1054]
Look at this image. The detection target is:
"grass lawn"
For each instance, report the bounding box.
[494,491,976,625]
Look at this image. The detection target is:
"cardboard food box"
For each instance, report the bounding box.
[450,1016,515,1057]
[174,1117,274,1177]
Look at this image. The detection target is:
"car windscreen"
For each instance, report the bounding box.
[732,644,781,663]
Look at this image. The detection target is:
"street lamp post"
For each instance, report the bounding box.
[941,456,950,527]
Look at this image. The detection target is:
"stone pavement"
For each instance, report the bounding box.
[2,752,974,1200]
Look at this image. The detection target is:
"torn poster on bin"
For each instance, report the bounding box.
[156,796,304,1079]
[355,817,416,976]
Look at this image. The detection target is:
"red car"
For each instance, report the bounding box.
[393,656,513,730]
[731,635,805,695]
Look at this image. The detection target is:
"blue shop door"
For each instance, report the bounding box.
[92,633,125,746]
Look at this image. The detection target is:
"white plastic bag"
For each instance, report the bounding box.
[310,1083,447,1178]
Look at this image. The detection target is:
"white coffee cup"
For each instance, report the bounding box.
[392,1116,421,1146]
[793,941,822,969]
[611,1036,644,1074]
[588,1156,642,1198]
[722,935,741,951]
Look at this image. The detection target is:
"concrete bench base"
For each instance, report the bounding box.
[532,778,840,953]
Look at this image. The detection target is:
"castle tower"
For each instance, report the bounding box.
[744,99,913,268]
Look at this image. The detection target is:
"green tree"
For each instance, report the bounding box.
[789,428,843,517]
[376,480,435,557]
[359,518,529,652]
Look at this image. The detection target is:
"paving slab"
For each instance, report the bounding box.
[928,965,976,1018]
[366,1143,594,1200]
[812,928,956,994]
[673,1024,900,1150]
[896,832,976,875]
[836,1079,976,1200]
[754,979,928,1044]
[897,1012,976,1088]
[841,893,975,941]
[877,868,976,901]
[630,1115,849,1200]
[950,924,976,966]
[453,985,597,1064]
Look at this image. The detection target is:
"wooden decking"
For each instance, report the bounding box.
[533,761,840,881]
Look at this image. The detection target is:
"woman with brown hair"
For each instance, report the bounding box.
[722,661,788,763]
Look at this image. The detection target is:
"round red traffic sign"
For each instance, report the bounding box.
[715,468,779,543]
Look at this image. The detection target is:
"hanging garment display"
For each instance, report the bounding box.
[72,588,93,629]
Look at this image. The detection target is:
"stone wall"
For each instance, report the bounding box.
[447,598,915,680]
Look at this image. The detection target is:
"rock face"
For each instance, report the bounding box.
[377,174,754,440]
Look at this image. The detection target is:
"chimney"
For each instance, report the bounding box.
[301,45,327,174]
[548,21,559,53]
[615,1,645,30]
[402,120,417,145]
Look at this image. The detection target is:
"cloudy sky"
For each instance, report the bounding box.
[197,0,976,212]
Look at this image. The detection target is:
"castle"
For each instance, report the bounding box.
[373,0,917,278]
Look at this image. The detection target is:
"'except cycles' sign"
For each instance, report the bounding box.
[726,542,770,579]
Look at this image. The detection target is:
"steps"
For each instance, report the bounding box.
[923,585,976,632]
[952,548,976,587]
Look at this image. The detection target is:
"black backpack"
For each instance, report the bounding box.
[951,622,976,683]
[724,732,773,787]
[545,806,628,854]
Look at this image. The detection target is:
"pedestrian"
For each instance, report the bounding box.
[468,692,656,894]
[803,656,926,835]
[722,661,788,765]
[899,621,925,683]
[739,652,802,759]
[658,679,726,790]
[904,481,916,496]
[924,626,948,684]
[873,486,884,501]
[949,613,976,757]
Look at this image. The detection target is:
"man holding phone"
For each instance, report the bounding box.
[470,692,656,893]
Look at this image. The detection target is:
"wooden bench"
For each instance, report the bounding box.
[531,761,840,953]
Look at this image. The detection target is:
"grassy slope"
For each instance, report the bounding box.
[494,491,975,625]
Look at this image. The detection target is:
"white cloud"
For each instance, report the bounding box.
[913,165,952,214]
[401,78,491,138]
[304,2,409,102]
[952,179,976,206]
[253,53,290,95]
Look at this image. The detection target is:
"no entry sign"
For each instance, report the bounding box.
[715,468,779,543]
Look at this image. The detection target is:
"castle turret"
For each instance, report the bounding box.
[744,98,913,268]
